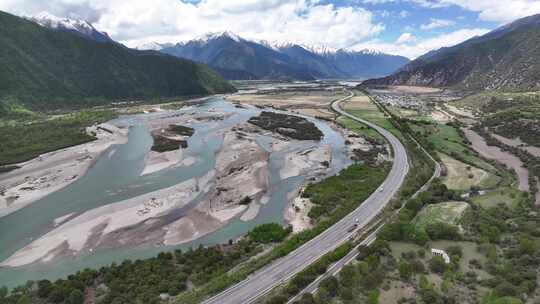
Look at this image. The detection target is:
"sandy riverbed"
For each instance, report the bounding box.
[284,188,313,233]
[138,110,233,175]
[491,133,540,157]
[225,92,339,120]
[385,86,442,94]
[1,110,341,266]
[463,128,529,192]
[0,123,128,219]
[0,175,207,267]
[280,145,331,180]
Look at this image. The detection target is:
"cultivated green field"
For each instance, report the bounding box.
[410,122,496,173]
[439,153,500,191]
[471,187,526,209]
[337,116,384,141]
[413,201,469,232]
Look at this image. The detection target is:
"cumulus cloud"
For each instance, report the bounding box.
[352,27,490,59]
[420,18,456,30]
[396,32,415,43]
[0,0,384,48]
[408,0,540,23]
[441,0,540,23]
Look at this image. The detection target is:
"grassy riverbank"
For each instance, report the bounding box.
[0,110,116,166]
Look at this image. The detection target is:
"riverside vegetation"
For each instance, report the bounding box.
[0,110,116,167]
[0,241,262,304]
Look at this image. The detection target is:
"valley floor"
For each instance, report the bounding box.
[0,88,374,270]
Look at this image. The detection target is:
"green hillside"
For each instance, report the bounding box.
[0,11,235,110]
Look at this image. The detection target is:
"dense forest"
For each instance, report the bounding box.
[0,10,235,111]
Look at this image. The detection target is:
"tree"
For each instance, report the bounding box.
[248,223,291,243]
[429,256,447,274]
[367,290,380,304]
[426,222,460,240]
[519,237,537,256]
[296,293,315,304]
[266,295,288,304]
[410,259,426,273]
[445,246,463,258]
[37,279,53,298]
[16,295,31,304]
[319,276,339,298]
[0,286,7,299]
[68,289,85,304]
[494,282,519,297]
[339,264,359,288]
[398,260,413,280]
[420,288,443,304]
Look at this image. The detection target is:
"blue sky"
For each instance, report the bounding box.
[346,0,498,43]
[2,0,539,58]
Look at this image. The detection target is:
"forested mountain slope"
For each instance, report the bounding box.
[0,11,235,110]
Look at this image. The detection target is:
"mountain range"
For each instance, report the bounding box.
[363,14,540,91]
[0,11,234,110]
[158,32,410,81]
[27,13,410,81]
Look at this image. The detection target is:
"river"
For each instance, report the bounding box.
[0,97,350,288]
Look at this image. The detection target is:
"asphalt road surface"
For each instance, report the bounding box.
[203,91,410,304]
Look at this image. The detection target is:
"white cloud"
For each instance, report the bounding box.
[396,32,415,43]
[361,0,398,4]
[398,10,410,18]
[0,0,384,48]
[420,18,456,30]
[439,0,540,23]
[407,0,540,23]
[352,27,490,59]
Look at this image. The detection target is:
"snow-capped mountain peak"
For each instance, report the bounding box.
[32,12,91,31]
[29,12,112,43]
[257,41,340,55]
[303,44,339,55]
[357,49,384,56]
[134,41,174,51]
[193,31,244,44]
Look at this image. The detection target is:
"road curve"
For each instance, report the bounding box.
[203,91,409,304]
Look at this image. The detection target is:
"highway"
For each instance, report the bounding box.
[203,91,410,304]
[287,93,442,303]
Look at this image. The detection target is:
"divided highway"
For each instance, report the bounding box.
[203,91,410,304]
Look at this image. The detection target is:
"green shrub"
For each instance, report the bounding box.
[429,256,447,274]
[248,223,291,244]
